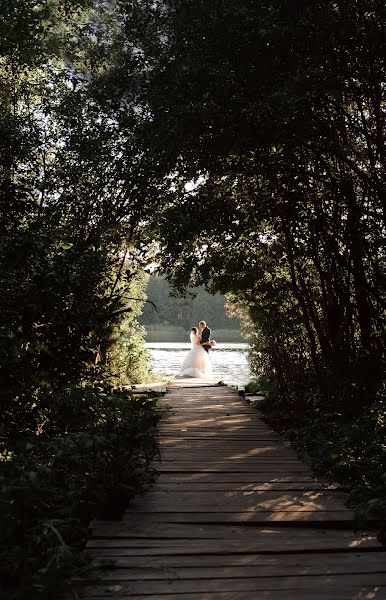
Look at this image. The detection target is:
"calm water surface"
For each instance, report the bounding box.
[145,342,251,386]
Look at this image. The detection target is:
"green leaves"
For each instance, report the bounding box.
[58,241,73,250]
[121,0,386,416]
[0,4,163,597]
[0,387,160,597]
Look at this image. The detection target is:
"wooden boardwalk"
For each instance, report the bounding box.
[80,382,386,599]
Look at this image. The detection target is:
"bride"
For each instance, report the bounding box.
[180,327,213,378]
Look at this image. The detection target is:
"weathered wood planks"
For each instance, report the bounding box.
[77,382,386,599]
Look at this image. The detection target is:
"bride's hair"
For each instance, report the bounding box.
[191,327,198,334]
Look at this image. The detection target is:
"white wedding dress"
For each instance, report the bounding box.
[180,332,213,378]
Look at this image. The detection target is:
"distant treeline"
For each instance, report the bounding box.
[139,276,242,341]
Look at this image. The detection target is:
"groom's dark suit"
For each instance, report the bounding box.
[200,326,211,353]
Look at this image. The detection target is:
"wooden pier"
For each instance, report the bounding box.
[79,382,386,599]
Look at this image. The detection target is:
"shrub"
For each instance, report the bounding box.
[0,385,161,600]
[257,385,386,529]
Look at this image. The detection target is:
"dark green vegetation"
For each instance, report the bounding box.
[1,1,385,597]
[0,2,160,598]
[139,276,242,341]
[1,387,159,599]
[111,1,384,525]
[246,377,385,531]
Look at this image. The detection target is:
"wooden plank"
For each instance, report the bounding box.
[80,573,386,595]
[159,452,300,459]
[157,432,282,438]
[158,432,280,436]
[153,473,320,482]
[158,462,307,468]
[130,490,341,499]
[162,410,259,413]
[77,383,385,600]
[155,465,311,472]
[159,421,275,426]
[169,380,222,386]
[149,482,337,491]
[161,406,255,410]
[78,591,386,600]
[163,400,244,404]
[161,415,261,420]
[157,452,303,458]
[127,491,347,512]
[86,555,386,581]
[156,460,308,466]
[158,458,302,463]
[85,543,378,557]
[166,397,240,400]
[159,438,291,442]
[162,397,254,401]
[158,428,280,433]
[160,415,281,421]
[88,534,376,550]
[158,452,303,459]
[158,438,282,442]
[159,443,294,450]
[159,447,294,452]
[90,569,386,584]
[159,440,292,446]
[122,511,354,524]
[160,414,267,420]
[88,523,378,545]
[162,399,242,403]
[158,434,284,439]
[127,505,350,514]
[87,552,386,571]
[160,410,265,415]
[162,406,263,409]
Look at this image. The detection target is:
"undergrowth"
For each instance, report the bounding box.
[0,385,161,600]
[246,377,386,540]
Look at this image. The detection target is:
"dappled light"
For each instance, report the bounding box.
[84,383,385,597]
[1,0,385,597]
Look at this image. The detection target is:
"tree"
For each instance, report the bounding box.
[139,276,241,331]
[0,3,163,595]
[0,0,167,421]
[108,0,385,413]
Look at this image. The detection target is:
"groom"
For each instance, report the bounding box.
[199,321,211,352]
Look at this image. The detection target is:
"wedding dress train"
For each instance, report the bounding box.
[180,331,213,378]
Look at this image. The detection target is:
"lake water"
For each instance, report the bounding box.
[145,342,251,386]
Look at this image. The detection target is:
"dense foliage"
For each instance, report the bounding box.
[2,2,386,596]
[1,386,159,599]
[0,2,160,597]
[142,0,386,411]
[106,0,386,520]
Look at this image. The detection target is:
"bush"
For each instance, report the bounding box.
[0,385,161,600]
[290,400,386,522]
[258,385,386,529]
[108,325,153,385]
[245,376,277,397]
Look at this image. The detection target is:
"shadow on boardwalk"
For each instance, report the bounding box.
[76,382,386,599]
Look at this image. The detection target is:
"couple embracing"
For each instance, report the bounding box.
[180,321,214,378]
